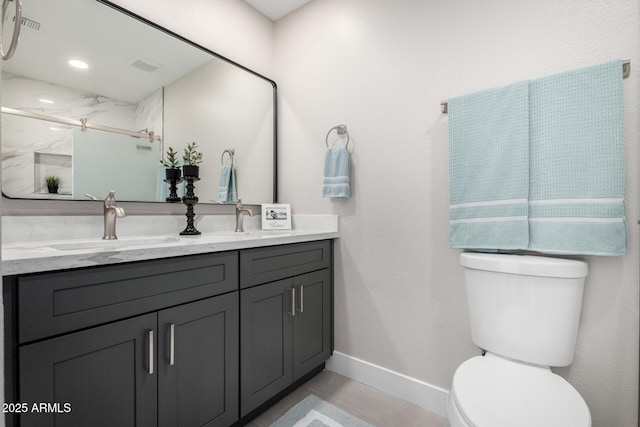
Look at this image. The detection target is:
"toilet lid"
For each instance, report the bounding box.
[451,354,591,427]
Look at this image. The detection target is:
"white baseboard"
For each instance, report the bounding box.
[325,351,450,418]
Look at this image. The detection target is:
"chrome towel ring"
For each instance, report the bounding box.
[325,124,350,148]
[221,148,235,165]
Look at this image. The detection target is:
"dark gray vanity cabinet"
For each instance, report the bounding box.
[239,241,333,416]
[5,252,239,427]
[4,239,334,427]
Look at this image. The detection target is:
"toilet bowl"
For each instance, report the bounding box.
[448,253,591,427]
[447,353,590,427]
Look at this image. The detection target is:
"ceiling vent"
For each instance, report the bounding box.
[127,57,161,73]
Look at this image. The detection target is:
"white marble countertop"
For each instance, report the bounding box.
[3,229,339,275]
[2,215,339,275]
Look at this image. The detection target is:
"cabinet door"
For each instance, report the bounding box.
[19,313,157,427]
[240,278,294,416]
[158,293,239,427]
[293,269,332,380]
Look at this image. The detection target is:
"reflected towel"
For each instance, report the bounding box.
[218,164,237,202]
[448,81,530,250]
[322,146,350,199]
[156,165,185,202]
[528,59,627,255]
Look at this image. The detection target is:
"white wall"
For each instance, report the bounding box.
[274,0,639,426]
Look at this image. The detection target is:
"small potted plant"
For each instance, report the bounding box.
[161,146,182,180]
[161,146,183,202]
[182,141,203,178]
[45,175,60,194]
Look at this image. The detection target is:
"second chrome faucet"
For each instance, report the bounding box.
[235,199,253,232]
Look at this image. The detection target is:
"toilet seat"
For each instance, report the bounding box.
[449,353,591,427]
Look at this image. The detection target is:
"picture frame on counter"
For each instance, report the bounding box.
[261,204,292,230]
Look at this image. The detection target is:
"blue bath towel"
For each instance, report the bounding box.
[528,59,627,255]
[448,60,627,255]
[448,81,530,250]
[322,146,350,199]
[218,164,237,203]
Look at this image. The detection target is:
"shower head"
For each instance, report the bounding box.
[11,14,40,31]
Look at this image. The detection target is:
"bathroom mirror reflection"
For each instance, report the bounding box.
[1,0,276,204]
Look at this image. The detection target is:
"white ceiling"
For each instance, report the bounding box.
[3,0,211,103]
[243,0,312,21]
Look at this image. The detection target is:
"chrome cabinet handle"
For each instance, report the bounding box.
[288,287,296,316]
[2,0,22,60]
[147,329,154,375]
[297,285,304,313]
[168,323,175,366]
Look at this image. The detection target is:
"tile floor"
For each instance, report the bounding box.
[247,370,449,427]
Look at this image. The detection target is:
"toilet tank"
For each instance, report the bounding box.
[460,252,588,367]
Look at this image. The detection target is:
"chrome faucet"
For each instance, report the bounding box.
[103,190,126,240]
[235,199,253,232]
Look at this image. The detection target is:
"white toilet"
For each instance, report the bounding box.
[447,252,591,427]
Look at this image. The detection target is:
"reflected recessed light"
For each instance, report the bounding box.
[68,59,89,69]
[39,98,54,104]
[49,127,61,131]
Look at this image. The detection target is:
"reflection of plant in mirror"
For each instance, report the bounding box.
[45,175,60,194]
[161,146,181,169]
[182,142,203,166]
[45,176,60,186]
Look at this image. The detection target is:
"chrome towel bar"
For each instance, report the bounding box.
[440,58,631,114]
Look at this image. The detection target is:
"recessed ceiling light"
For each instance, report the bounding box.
[39,98,54,104]
[68,59,89,69]
[49,127,61,131]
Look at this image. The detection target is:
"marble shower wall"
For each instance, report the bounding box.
[134,88,163,141]
[1,72,163,198]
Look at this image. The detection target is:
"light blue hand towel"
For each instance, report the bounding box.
[448,81,530,250]
[218,164,238,203]
[156,165,167,202]
[322,146,350,199]
[156,164,184,202]
[528,59,627,255]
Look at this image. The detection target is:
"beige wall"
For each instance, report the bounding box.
[273,0,640,426]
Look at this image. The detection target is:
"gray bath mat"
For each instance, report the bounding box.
[270,394,375,427]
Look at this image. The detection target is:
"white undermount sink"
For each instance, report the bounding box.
[47,236,181,251]
[208,230,290,238]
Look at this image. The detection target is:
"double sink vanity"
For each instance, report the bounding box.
[2,216,339,426]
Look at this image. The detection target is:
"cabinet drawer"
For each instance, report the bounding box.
[18,252,238,343]
[240,240,331,289]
